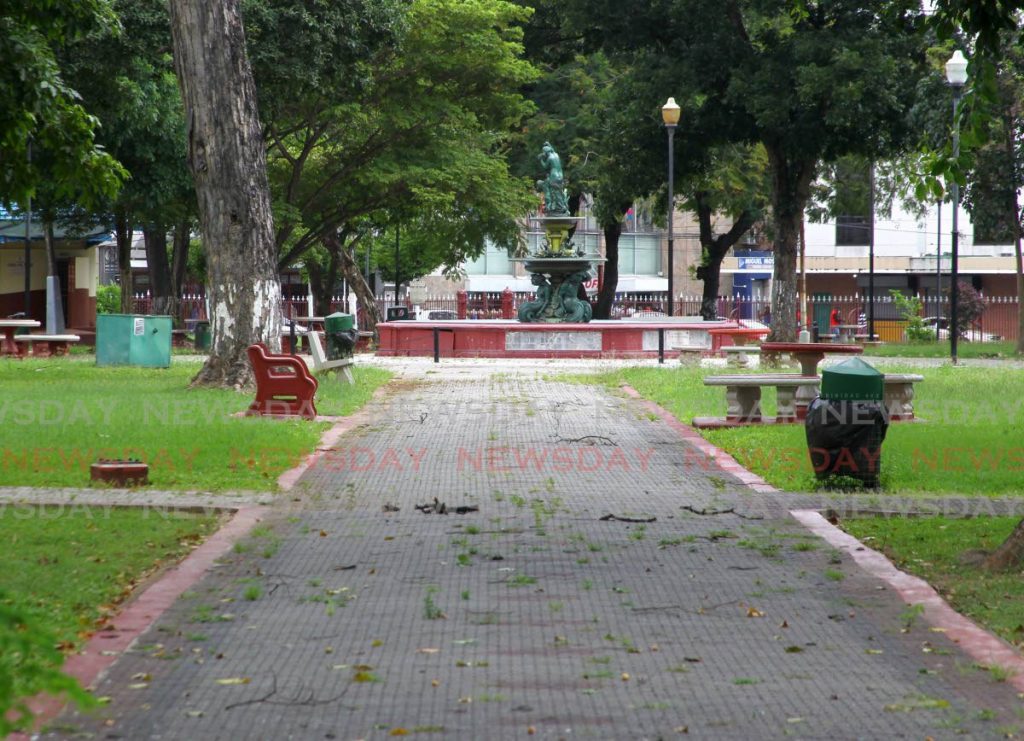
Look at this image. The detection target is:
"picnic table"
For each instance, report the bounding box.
[0,319,41,357]
[759,341,864,411]
[708,326,770,352]
[835,324,860,344]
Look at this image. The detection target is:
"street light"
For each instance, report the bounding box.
[945,50,968,365]
[662,97,680,316]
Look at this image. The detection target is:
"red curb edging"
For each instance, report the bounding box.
[277,382,394,491]
[620,384,779,493]
[17,505,264,735]
[791,509,1024,692]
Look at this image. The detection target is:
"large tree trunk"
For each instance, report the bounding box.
[983,518,1024,570]
[593,219,622,320]
[115,210,134,314]
[169,0,281,388]
[333,234,381,333]
[765,147,815,342]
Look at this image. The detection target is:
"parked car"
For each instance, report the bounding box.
[921,316,1002,342]
[416,309,458,321]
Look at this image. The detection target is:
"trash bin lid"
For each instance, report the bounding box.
[821,357,884,401]
[325,312,354,331]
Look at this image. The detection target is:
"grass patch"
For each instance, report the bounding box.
[565,364,1024,496]
[843,516,1024,649]
[864,341,1019,359]
[0,359,391,490]
[0,507,218,648]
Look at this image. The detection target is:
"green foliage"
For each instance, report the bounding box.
[889,290,934,342]
[0,596,94,735]
[260,0,538,278]
[0,0,125,206]
[95,284,120,315]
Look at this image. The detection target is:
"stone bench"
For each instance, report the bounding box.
[14,334,81,358]
[673,345,705,365]
[884,374,924,420]
[702,374,821,423]
[308,331,354,384]
[722,345,761,367]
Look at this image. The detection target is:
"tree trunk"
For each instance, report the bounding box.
[144,223,174,318]
[983,517,1024,570]
[334,234,381,333]
[765,147,815,342]
[307,249,340,317]
[43,221,65,334]
[170,219,191,327]
[169,0,281,388]
[115,211,134,314]
[694,196,757,321]
[593,219,622,320]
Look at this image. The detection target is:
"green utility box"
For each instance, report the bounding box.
[96,314,172,368]
[821,357,884,402]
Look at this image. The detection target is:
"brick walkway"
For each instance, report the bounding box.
[48,373,1022,739]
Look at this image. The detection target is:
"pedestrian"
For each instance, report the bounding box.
[830,307,842,337]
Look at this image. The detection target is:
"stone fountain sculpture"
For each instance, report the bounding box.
[516,142,603,323]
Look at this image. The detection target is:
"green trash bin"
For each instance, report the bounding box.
[324,312,356,360]
[194,320,211,351]
[96,314,172,368]
[806,357,889,487]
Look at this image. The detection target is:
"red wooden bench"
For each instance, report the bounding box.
[246,343,318,420]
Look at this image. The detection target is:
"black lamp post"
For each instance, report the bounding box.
[945,50,968,365]
[662,97,680,316]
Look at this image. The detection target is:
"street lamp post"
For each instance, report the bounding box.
[662,97,680,316]
[946,50,967,365]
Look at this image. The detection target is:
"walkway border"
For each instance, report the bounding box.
[620,384,778,493]
[792,509,1024,693]
[277,382,395,491]
[18,505,264,735]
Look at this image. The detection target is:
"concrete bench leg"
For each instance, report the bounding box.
[775,386,799,421]
[726,385,762,422]
[727,350,749,367]
[340,365,354,385]
[884,382,915,419]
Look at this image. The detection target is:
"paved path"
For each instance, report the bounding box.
[50,373,1021,739]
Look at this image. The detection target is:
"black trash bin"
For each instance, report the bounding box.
[805,357,889,487]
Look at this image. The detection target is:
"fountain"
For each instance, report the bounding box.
[514,142,604,323]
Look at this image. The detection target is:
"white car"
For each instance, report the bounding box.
[921,316,1002,342]
[415,309,458,321]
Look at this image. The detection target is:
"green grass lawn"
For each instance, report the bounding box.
[843,516,1024,651]
[0,507,219,649]
[0,358,391,491]
[864,340,1020,359]
[568,363,1024,496]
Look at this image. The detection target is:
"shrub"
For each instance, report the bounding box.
[0,595,94,735]
[947,280,987,338]
[96,284,120,315]
[889,290,933,342]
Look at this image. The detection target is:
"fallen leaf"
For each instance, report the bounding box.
[185,710,204,718]
[747,607,764,618]
[779,620,789,629]
[431,679,440,687]
[389,729,408,736]
[215,677,251,685]
[128,683,148,690]
[458,696,473,704]
[621,672,631,681]
[372,639,384,647]
[527,727,536,735]
[865,649,883,655]
[319,530,328,537]
[417,648,440,654]
[784,646,803,653]
[131,673,152,681]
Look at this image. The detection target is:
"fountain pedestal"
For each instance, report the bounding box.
[514,216,604,323]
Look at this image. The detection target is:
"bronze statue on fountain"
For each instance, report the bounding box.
[515,143,603,323]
